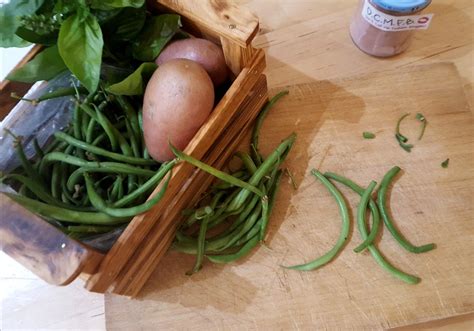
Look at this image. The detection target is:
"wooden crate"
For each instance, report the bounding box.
[0,0,268,297]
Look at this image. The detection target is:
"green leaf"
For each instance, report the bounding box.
[441,158,450,168]
[58,13,103,92]
[102,7,146,41]
[0,0,44,47]
[362,131,376,139]
[15,26,57,45]
[132,14,181,62]
[106,62,157,95]
[6,45,67,83]
[91,0,145,10]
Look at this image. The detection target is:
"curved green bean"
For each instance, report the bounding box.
[54,131,156,166]
[112,160,177,208]
[4,192,129,224]
[206,234,259,264]
[66,164,154,192]
[378,166,436,254]
[283,169,350,271]
[324,172,420,284]
[84,169,172,217]
[354,181,379,253]
[186,213,211,275]
[233,151,257,174]
[226,133,296,212]
[1,174,87,211]
[170,144,264,198]
[250,90,289,165]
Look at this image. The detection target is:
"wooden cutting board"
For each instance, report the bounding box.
[106,63,474,330]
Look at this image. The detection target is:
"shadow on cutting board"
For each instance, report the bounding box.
[132,55,366,312]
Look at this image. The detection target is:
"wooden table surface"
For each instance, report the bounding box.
[1,0,472,330]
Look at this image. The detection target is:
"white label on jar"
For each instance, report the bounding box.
[362,0,434,32]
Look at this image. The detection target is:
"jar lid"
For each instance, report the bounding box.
[372,0,432,13]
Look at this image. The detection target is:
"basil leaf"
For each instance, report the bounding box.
[102,7,146,41]
[0,0,44,47]
[132,14,181,62]
[58,13,103,92]
[7,45,67,83]
[106,62,157,95]
[91,0,145,10]
[15,26,57,45]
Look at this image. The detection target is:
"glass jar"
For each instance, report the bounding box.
[350,0,433,57]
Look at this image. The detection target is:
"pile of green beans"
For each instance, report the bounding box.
[171,91,295,274]
[284,166,435,284]
[2,87,173,241]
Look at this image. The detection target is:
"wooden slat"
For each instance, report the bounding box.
[0,194,104,285]
[85,50,266,293]
[221,37,257,76]
[112,75,268,296]
[156,0,259,47]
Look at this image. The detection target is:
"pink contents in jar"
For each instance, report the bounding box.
[350,0,433,57]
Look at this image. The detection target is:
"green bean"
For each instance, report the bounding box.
[116,95,140,139]
[112,160,177,208]
[39,152,154,184]
[212,170,250,190]
[354,181,379,253]
[378,166,435,253]
[41,86,87,102]
[53,132,156,166]
[324,172,420,284]
[108,176,123,202]
[67,225,116,234]
[183,191,226,228]
[170,144,264,198]
[250,90,289,164]
[33,138,44,159]
[227,133,296,212]
[186,213,211,275]
[81,109,90,141]
[125,118,141,158]
[218,202,262,251]
[234,220,262,246]
[257,169,283,243]
[85,118,97,144]
[91,132,107,147]
[259,195,270,241]
[66,164,154,192]
[2,174,63,207]
[395,113,410,142]
[81,103,117,150]
[4,192,129,224]
[283,169,350,271]
[227,192,261,231]
[233,151,257,174]
[84,169,172,217]
[73,102,82,140]
[50,163,61,199]
[206,234,259,264]
[268,170,283,215]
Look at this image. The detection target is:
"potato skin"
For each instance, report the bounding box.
[155,38,228,86]
[143,59,214,162]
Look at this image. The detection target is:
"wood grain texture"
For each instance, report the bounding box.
[0,194,104,285]
[105,63,473,330]
[156,0,259,47]
[242,0,473,106]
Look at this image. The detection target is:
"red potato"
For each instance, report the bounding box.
[155,38,228,86]
[143,59,214,162]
